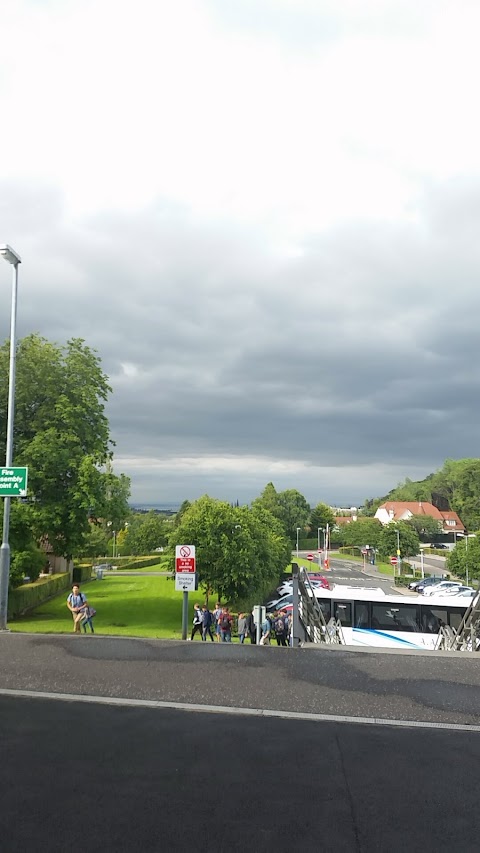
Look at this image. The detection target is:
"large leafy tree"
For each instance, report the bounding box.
[377,522,420,561]
[0,334,129,559]
[170,495,291,602]
[123,511,169,555]
[405,514,442,540]
[252,483,310,541]
[342,518,383,549]
[308,502,335,535]
[447,535,480,582]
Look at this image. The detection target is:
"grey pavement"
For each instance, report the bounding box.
[2,633,480,726]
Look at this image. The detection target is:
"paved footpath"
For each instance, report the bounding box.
[2,634,480,852]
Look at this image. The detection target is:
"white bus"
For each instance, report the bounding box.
[312,585,472,650]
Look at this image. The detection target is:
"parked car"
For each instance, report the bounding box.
[422,581,463,597]
[431,543,448,550]
[413,576,446,593]
[436,585,474,597]
[454,589,477,598]
[265,593,293,611]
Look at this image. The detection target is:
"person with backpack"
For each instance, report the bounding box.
[189,603,203,641]
[201,606,215,642]
[213,602,223,642]
[274,611,288,646]
[219,608,232,642]
[66,584,89,633]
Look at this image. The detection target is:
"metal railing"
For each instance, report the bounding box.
[291,563,345,647]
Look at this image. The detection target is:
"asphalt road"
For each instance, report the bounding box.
[2,693,480,853]
[3,634,480,852]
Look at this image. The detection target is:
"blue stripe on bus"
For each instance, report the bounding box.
[353,628,425,648]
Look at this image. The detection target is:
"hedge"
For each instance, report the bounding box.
[8,572,71,619]
[72,564,94,583]
[115,556,166,570]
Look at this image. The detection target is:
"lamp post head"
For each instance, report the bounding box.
[0,244,21,266]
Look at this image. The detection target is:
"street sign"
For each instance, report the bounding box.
[0,466,28,497]
[175,544,196,573]
[175,574,196,592]
[307,553,314,561]
[390,557,398,565]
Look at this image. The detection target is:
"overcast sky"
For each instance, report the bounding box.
[1,0,480,508]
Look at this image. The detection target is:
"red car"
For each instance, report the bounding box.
[307,573,330,589]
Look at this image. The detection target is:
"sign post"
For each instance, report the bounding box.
[390,555,397,584]
[176,545,196,640]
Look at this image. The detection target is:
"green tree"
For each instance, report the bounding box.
[0,334,128,560]
[377,522,420,561]
[308,502,335,536]
[169,495,290,602]
[446,534,480,582]
[342,518,383,549]
[405,514,442,540]
[252,483,310,541]
[123,511,168,555]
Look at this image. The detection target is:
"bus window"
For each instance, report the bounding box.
[333,601,352,627]
[317,600,331,621]
[371,603,419,632]
[420,607,448,634]
[448,608,465,631]
[354,602,369,628]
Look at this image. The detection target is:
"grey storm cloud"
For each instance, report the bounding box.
[2,177,479,507]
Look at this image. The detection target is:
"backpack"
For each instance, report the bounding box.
[220,614,231,631]
[275,617,285,634]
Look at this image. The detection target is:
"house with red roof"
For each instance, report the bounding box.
[374,501,465,534]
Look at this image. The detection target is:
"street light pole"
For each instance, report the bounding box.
[0,245,22,631]
[395,528,401,584]
[296,527,301,559]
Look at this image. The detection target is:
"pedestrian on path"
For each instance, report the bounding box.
[66,584,89,633]
[201,606,215,642]
[190,603,203,640]
[219,608,232,642]
[237,612,247,643]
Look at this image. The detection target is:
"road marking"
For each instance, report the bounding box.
[0,687,479,733]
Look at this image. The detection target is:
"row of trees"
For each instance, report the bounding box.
[0,334,130,585]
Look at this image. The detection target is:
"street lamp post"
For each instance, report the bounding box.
[395,528,401,584]
[296,527,301,559]
[0,245,22,631]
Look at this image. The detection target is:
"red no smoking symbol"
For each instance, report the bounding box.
[180,546,191,558]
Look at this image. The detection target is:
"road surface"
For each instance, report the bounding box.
[2,634,480,852]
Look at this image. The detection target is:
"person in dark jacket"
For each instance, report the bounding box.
[246,610,257,644]
[189,603,203,641]
[201,606,215,642]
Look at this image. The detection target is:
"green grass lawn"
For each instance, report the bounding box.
[10,575,208,639]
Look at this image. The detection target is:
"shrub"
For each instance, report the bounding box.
[8,572,71,618]
[72,564,93,583]
[10,548,47,588]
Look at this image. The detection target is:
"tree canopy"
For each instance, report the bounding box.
[0,334,130,563]
[169,495,291,603]
[252,482,310,541]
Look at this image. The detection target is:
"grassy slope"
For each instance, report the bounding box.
[10,575,203,639]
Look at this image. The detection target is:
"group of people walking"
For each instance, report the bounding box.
[190,603,292,646]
